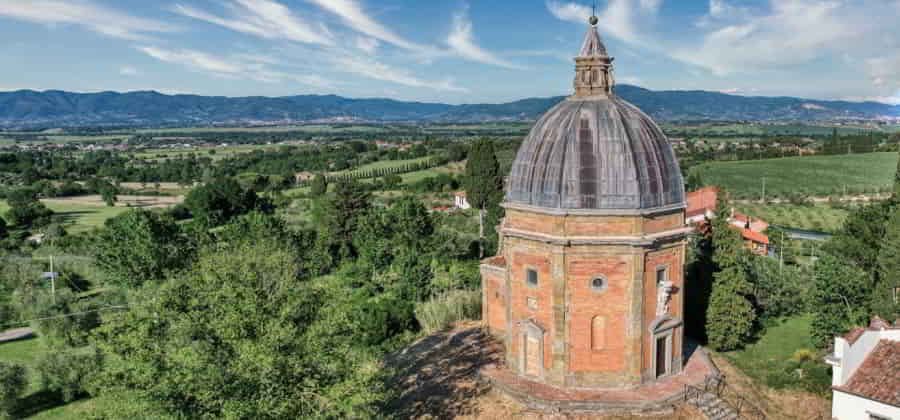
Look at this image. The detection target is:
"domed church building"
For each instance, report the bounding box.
[480,14,717,413]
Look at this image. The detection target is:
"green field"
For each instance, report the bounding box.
[0,200,129,233]
[692,152,897,199]
[734,203,849,233]
[334,156,435,178]
[0,337,91,418]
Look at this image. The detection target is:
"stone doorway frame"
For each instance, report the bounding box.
[518,319,545,379]
[648,316,681,380]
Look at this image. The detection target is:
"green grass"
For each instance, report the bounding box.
[0,338,93,419]
[722,315,830,394]
[692,152,897,199]
[0,200,130,233]
[733,203,849,233]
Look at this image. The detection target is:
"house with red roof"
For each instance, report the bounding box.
[685,186,718,224]
[825,316,900,420]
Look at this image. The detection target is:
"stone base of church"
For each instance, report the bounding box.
[479,342,718,415]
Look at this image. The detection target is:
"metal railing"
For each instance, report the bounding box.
[684,374,766,420]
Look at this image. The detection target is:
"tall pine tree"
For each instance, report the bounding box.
[464,139,503,258]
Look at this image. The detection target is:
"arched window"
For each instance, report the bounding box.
[591,316,606,350]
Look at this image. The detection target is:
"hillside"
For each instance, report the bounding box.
[1,85,898,128]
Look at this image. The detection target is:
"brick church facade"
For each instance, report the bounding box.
[480,15,693,392]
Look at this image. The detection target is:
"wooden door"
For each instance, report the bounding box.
[655,336,668,378]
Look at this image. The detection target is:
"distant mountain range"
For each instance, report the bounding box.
[1,85,897,128]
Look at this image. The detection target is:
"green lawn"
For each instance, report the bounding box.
[0,200,129,233]
[734,203,849,233]
[691,152,897,199]
[0,337,92,419]
[722,315,830,394]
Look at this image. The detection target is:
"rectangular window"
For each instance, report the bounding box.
[526,269,538,287]
[656,267,668,285]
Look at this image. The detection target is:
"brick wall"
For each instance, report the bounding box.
[508,250,553,371]
[566,255,632,373]
[482,268,507,334]
[641,245,685,372]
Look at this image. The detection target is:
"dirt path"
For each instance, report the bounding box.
[0,327,33,343]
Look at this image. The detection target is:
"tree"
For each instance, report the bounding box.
[704,192,758,349]
[810,253,871,347]
[100,187,117,207]
[310,173,328,196]
[706,265,757,350]
[91,239,387,419]
[464,139,503,258]
[5,188,53,228]
[823,200,891,276]
[0,217,6,241]
[94,209,189,286]
[320,179,372,261]
[685,170,705,192]
[873,204,900,321]
[36,348,102,402]
[0,361,26,418]
[184,177,272,227]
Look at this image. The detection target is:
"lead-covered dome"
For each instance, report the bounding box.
[505,21,684,212]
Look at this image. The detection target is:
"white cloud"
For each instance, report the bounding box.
[677,1,854,75]
[446,8,524,70]
[307,0,429,52]
[172,0,333,45]
[333,55,468,93]
[137,46,334,88]
[546,0,658,47]
[355,36,379,54]
[119,66,139,76]
[0,0,177,40]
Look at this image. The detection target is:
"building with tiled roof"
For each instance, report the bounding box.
[825,316,900,419]
[685,186,718,224]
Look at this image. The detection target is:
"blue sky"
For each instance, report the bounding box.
[0,0,898,104]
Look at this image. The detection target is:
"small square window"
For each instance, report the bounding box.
[526,269,538,287]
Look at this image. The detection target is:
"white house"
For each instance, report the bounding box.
[825,316,900,420]
[454,191,470,210]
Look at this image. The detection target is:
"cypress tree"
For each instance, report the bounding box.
[465,139,503,258]
[872,151,900,320]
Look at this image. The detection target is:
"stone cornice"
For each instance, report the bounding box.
[501,226,693,247]
[502,201,686,217]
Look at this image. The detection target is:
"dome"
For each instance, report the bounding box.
[505,21,684,212]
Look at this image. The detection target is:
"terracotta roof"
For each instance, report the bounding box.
[686,187,718,216]
[837,340,900,406]
[739,228,769,245]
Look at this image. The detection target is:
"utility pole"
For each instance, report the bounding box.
[49,255,56,304]
[761,177,766,203]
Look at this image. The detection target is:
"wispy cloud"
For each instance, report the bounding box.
[333,55,468,93]
[307,0,429,52]
[172,0,333,45]
[446,8,524,70]
[137,46,334,88]
[0,0,177,40]
[355,36,380,55]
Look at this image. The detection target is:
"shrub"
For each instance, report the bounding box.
[36,348,101,402]
[0,361,27,417]
[414,289,481,333]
